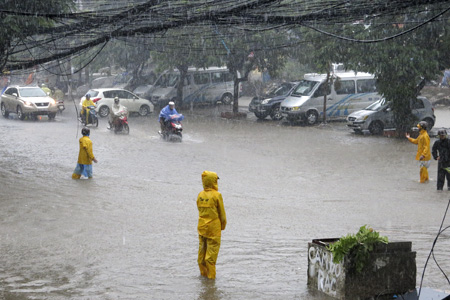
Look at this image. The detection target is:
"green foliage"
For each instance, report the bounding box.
[327,225,388,273]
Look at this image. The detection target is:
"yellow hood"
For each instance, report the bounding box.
[202,170,219,191]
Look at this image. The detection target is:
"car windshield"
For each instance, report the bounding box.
[291,80,319,97]
[155,73,179,87]
[18,87,47,97]
[265,85,288,97]
[364,98,388,111]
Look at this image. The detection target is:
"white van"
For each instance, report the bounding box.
[280,72,381,125]
[148,67,234,106]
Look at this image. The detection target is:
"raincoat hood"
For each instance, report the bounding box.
[202,171,219,191]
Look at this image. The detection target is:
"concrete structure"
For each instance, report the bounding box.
[307,239,416,300]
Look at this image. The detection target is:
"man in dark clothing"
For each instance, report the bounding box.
[432,129,450,191]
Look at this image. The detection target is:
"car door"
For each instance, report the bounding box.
[115,90,134,111]
[332,80,356,117]
[4,87,18,111]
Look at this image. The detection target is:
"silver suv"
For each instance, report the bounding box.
[1,86,58,120]
[346,96,436,135]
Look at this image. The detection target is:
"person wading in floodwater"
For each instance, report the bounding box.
[197,170,227,279]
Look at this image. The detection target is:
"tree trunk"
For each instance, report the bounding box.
[176,64,188,107]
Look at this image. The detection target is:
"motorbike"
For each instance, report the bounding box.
[79,105,98,127]
[57,99,65,113]
[109,107,129,134]
[158,113,184,142]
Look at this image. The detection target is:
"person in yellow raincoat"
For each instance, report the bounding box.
[406,121,431,183]
[72,128,98,179]
[41,83,52,96]
[81,93,96,124]
[197,171,227,279]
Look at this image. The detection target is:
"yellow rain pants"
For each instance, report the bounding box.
[197,171,226,279]
[198,235,221,279]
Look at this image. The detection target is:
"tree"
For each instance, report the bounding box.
[0,0,74,73]
[294,2,450,131]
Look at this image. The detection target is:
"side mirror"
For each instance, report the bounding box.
[12,93,18,97]
[385,107,392,112]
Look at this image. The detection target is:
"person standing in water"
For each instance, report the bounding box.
[197,170,227,279]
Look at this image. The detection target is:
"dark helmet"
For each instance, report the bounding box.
[85,93,91,99]
[417,121,428,131]
[81,127,90,136]
[438,129,447,136]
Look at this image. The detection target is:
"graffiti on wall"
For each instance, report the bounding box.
[308,245,343,296]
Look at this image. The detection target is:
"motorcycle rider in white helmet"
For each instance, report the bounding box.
[108,97,128,129]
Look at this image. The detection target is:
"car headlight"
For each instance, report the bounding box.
[50,99,56,105]
[261,98,270,105]
[291,106,300,111]
[23,100,32,106]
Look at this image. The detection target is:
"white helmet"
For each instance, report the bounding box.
[168,101,175,106]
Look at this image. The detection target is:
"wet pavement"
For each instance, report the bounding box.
[0,99,449,299]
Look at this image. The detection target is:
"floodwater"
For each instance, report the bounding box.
[1,101,449,300]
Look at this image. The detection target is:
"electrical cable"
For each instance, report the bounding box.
[417,199,450,299]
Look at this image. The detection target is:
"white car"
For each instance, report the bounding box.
[346,96,436,135]
[80,88,153,118]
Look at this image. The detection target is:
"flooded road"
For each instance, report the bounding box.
[1,101,449,299]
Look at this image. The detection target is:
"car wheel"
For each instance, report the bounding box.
[423,118,434,130]
[221,93,233,105]
[17,106,25,120]
[270,104,283,121]
[254,111,268,120]
[369,121,384,135]
[305,110,318,125]
[98,106,110,118]
[1,103,8,118]
[139,104,150,116]
[48,113,56,120]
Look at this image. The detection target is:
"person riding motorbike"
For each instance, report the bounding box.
[109,97,128,129]
[41,83,52,96]
[158,101,179,134]
[81,93,96,124]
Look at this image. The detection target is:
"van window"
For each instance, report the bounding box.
[314,82,331,97]
[291,80,319,96]
[224,73,233,82]
[211,72,226,83]
[335,80,355,94]
[357,79,377,93]
[194,73,210,85]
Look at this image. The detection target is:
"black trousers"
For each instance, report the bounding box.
[437,163,450,190]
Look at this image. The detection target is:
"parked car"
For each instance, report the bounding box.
[80,88,154,118]
[249,82,298,120]
[346,96,436,135]
[1,86,58,120]
[133,84,154,99]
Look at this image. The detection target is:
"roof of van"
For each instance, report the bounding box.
[304,72,374,81]
[163,67,228,73]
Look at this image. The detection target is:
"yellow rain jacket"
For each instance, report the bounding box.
[77,136,96,165]
[408,129,431,161]
[197,171,227,238]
